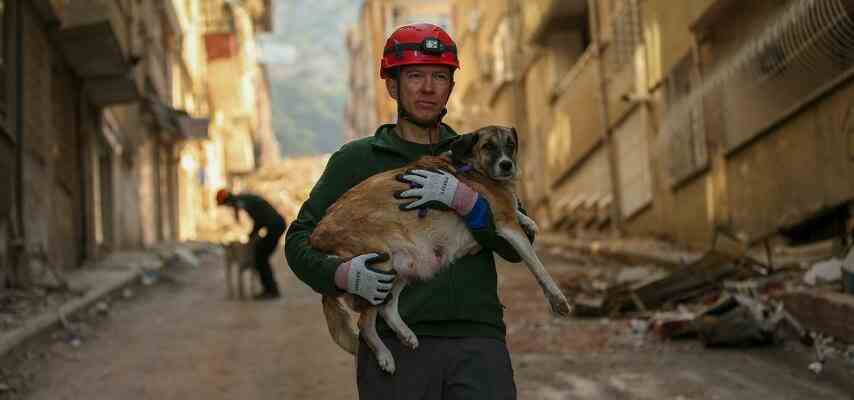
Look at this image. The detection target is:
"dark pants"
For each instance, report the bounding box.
[255,221,285,295]
[357,336,517,400]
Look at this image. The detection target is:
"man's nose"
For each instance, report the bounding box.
[420,77,436,93]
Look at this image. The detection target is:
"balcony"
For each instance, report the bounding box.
[524,0,588,45]
[143,98,209,141]
[54,0,139,107]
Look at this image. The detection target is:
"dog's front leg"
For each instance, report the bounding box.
[498,228,572,317]
[358,307,396,374]
[380,280,418,350]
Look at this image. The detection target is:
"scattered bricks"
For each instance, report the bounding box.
[783,289,854,343]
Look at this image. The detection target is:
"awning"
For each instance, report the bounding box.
[143,98,210,141]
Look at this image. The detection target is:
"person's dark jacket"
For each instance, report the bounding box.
[225,193,286,237]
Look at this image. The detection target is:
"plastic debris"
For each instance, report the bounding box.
[808,361,823,375]
[629,318,650,336]
[803,258,842,286]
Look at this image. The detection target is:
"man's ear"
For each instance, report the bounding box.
[386,79,398,100]
[450,132,479,163]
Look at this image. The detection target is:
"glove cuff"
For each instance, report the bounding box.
[452,181,478,215]
[335,261,351,290]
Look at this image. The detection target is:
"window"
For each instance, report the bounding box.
[665,53,707,187]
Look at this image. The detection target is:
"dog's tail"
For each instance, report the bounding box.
[322,295,359,355]
[497,228,573,317]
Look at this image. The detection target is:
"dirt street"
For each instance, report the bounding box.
[6,247,853,399]
[14,250,357,400]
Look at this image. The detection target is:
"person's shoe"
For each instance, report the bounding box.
[253,292,281,301]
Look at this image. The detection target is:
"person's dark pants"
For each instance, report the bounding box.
[357,336,517,399]
[255,221,285,295]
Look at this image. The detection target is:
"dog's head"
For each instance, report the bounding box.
[450,125,519,181]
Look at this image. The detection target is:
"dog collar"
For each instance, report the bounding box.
[455,163,474,173]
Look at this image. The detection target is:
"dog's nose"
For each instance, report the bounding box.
[499,160,513,171]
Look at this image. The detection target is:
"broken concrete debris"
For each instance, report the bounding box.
[557,231,854,373]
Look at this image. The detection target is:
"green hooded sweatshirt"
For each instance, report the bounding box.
[284,124,526,340]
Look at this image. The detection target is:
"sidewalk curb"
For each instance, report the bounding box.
[0,268,142,359]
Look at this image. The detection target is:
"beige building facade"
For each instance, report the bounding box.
[345,0,854,249]
[1,0,275,287]
[483,0,854,248]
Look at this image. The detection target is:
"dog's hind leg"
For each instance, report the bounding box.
[380,280,418,350]
[359,307,396,374]
[498,228,572,316]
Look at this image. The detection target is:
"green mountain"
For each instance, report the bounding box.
[260,0,361,157]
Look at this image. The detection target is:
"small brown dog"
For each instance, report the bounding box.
[309,125,572,373]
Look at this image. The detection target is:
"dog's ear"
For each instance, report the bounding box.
[450,132,479,162]
[510,127,518,150]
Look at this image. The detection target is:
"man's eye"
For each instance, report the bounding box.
[434,74,449,81]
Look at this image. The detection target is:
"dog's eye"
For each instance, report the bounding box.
[484,143,496,151]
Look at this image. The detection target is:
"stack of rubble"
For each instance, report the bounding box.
[199,155,330,242]
[561,230,854,358]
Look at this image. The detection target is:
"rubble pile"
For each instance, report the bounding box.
[556,231,854,373]
[199,155,330,242]
[240,155,330,224]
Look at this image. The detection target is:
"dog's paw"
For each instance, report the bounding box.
[548,292,573,317]
[399,331,419,350]
[377,351,396,374]
[516,211,539,237]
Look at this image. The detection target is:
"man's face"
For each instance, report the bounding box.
[387,65,454,124]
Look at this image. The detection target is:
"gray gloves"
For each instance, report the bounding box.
[396,169,479,215]
[335,253,395,305]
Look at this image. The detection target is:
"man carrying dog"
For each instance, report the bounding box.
[286,23,528,399]
[217,189,285,300]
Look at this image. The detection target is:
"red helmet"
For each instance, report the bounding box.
[380,23,460,79]
[215,188,231,205]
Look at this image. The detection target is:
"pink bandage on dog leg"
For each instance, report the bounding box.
[334,261,351,290]
[451,182,478,216]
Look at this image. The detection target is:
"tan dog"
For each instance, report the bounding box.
[309,125,572,374]
[223,241,259,299]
